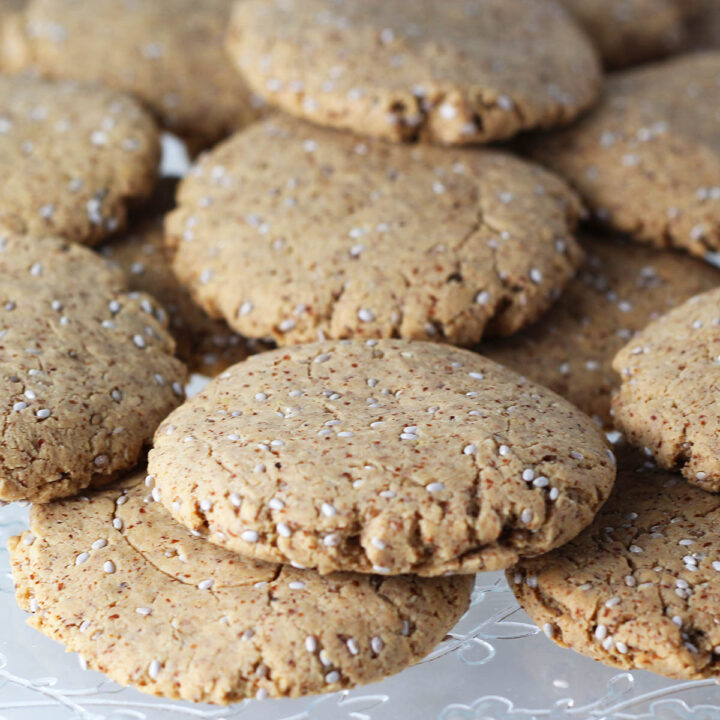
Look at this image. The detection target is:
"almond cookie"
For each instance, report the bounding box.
[613,287,720,493]
[483,234,720,426]
[9,473,473,703]
[228,0,601,146]
[148,340,616,576]
[526,52,720,258]
[101,181,270,377]
[167,115,584,347]
[509,454,720,680]
[560,0,687,69]
[0,232,186,503]
[0,75,159,245]
[5,0,262,152]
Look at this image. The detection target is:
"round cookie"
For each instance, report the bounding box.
[525,52,720,258]
[148,340,617,576]
[227,0,601,146]
[0,232,187,503]
[509,454,720,680]
[4,0,262,152]
[482,234,720,426]
[559,0,687,69]
[101,181,271,377]
[167,115,584,347]
[9,473,473,703]
[0,75,159,245]
[612,286,720,493]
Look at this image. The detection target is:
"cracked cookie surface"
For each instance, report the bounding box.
[0,74,159,245]
[525,52,720,257]
[612,286,720,493]
[509,453,720,680]
[148,340,616,576]
[166,115,584,347]
[8,472,472,703]
[101,181,271,377]
[4,0,261,152]
[227,0,601,146]
[482,234,720,426]
[0,232,187,503]
[559,0,688,69]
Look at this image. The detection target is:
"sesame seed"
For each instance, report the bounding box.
[522,469,535,482]
[91,539,107,550]
[230,493,242,507]
[542,623,554,638]
[136,607,152,616]
[426,482,444,493]
[468,372,484,380]
[75,552,89,565]
[615,641,628,654]
[346,638,359,655]
[241,530,259,543]
[288,581,306,590]
[148,660,161,679]
[325,671,340,684]
[321,502,337,517]
[371,636,384,654]
[277,522,292,537]
[371,537,386,550]
[520,509,533,524]
[198,579,213,590]
[103,560,115,574]
[463,444,476,455]
[594,625,607,640]
[268,498,285,511]
[323,533,341,547]
[305,636,318,652]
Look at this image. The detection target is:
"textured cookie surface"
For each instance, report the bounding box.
[613,287,720,493]
[0,233,186,503]
[0,75,159,245]
[9,473,472,703]
[228,0,601,145]
[102,182,270,377]
[526,52,720,257]
[167,116,584,347]
[559,0,687,68]
[6,0,261,151]
[509,455,720,680]
[483,235,720,426]
[149,340,616,576]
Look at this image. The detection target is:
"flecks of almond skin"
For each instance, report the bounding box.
[0,232,187,503]
[483,233,720,427]
[228,0,601,145]
[509,452,720,681]
[166,114,585,348]
[8,472,472,703]
[613,286,720,492]
[148,339,616,577]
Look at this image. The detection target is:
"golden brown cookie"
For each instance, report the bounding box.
[101,181,271,377]
[613,286,720,493]
[9,472,473,703]
[167,115,584,347]
[5,0,262,152]
[482,234,720,426]
[560,0,687,68]
[0,232,186,503]
[525,52,720,258]
[148,340,616,577]
[228,0,601,146]
[509,453,720,680]
[0,74,159,245]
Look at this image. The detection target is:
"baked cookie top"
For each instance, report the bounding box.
[5,0,262,151]
[167,115,584,347]
[0,75,159,245]
[510,454,720,680]
[613,286,720,493]
[101,181,270,377]
[526,52,720,257]
[9,472,473,703]
[483,234,720,426]
[228,0,601,145]
[0,232,186,503]
[148,340,616,576]
[560,0,687,68]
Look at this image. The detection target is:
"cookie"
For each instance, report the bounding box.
[559,0,687,69]
[483,234,720,426]
[509,453,720,680]
[9,472,473,703]
[525,52,720,258]
[0,232,187,503]
[227,0,601,146]
[167,115,584,347]
[5,0,262,152]
[148,340,616,577]
[0,75,159,245]
[612,287,720,493]
[686,0,720,50]
[101,181,270,377]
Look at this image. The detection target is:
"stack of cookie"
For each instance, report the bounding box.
[1,0,720,707]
